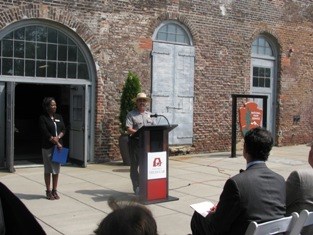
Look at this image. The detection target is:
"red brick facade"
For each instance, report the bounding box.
[0,0,312,162]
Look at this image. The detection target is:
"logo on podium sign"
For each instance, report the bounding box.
[147,151,167,180]
[239,101,263,135]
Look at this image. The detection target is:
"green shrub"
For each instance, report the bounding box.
[119,71,141,133]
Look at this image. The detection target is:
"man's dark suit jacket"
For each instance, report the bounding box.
[191,163,286,235]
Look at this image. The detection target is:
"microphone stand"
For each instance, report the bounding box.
[151,114,170,126]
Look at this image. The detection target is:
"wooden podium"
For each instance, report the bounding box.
[132,124,178,204]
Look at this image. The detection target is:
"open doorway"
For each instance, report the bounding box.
[14,84,70,164]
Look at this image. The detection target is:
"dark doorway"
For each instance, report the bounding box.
[14,83,70,164]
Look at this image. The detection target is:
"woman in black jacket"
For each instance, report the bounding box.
[39,97,65,200]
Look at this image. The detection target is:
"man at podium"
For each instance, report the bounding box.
[126,93,156,194]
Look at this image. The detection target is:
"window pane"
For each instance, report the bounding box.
[68,46,77,61]
[177,35,186,43]
[265,47,272,56]
[37,43,46,60]
[36,26,47,42]
[47,62,56,77]
[157,32,167,41]
[14,41,24,58]
[265,78,270,87]
[48,28,57,43]
[78,63,88,79]
[58,32,67,44]
[168,24,176,33]
[259,67,264,77]
[253,67,258,76]
[158,25,167,33]
[26,42,36,59]
[258,38,265,47]
[3,32,13,40]
[36,61,46,77]
[68,63,77,78]
[58,62,66,78]
[14,59,24,76]
[259,77,264,87]
[2,58,13,75]
[14,28,25,40]
[77,50,85,62]
[25,26,37,41]
[25,60,35,76]
[58,45,67,61]
[48,44,57,60]
[3,40,13,57]
[167,33,175,42]
[265,68,271,77]
[68,37,75,45]
[253,77,258,87]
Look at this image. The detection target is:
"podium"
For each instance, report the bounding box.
[132,124,178,204]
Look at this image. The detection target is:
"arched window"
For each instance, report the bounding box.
[252,36,274,56]
[155,22,191,45]
[251,36,275,88]
[0,25,88,79]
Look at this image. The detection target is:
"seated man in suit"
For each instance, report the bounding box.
[190,127,286,235]
[286,142,313,235]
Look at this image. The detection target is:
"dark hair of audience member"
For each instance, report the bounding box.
[94,197,158,235]
[244,127,273,161]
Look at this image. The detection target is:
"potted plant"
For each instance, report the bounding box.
[118,71,141,165]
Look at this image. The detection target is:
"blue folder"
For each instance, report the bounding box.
[52,146,69,164]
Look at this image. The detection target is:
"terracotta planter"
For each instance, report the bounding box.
[118,134,130,166]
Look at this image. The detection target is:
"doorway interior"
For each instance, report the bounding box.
[14,83,70,165]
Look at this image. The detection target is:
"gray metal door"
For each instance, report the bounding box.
[152,42,195,145]
[69,85,87,166]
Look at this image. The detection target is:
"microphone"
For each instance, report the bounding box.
[150,113,170,126]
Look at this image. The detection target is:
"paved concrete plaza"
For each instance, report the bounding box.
[0,144,311,235]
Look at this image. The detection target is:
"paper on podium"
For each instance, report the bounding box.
[190,201,215,217]
[52,146,69,164]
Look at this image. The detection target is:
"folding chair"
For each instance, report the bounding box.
[245,212,299,235]
[289,209,313,235]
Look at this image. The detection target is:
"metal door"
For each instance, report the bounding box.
[152,42,195,145]
[251,58,275,134]
[69,85,86,166]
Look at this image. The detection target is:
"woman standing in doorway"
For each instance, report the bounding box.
[39,97,66,200]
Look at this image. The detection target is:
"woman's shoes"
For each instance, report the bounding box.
[52,189,60,200]
[46,190,55,200]
[46,190,60,200]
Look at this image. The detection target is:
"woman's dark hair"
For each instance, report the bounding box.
[42,97,56,113]
[244,127,273,161]
[94,197,158,235]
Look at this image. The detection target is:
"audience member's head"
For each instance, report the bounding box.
[94,197,158,235]
[243,127,273,162]
[308,142,313,168]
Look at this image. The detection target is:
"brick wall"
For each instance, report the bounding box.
[0,0,312,161]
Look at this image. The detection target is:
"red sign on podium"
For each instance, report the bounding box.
[239,101,263,135]
[147,151,167,201]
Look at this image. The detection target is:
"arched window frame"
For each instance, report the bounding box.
[251,35,277,60]
[153,20,193,46]
[0,19,95,83]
